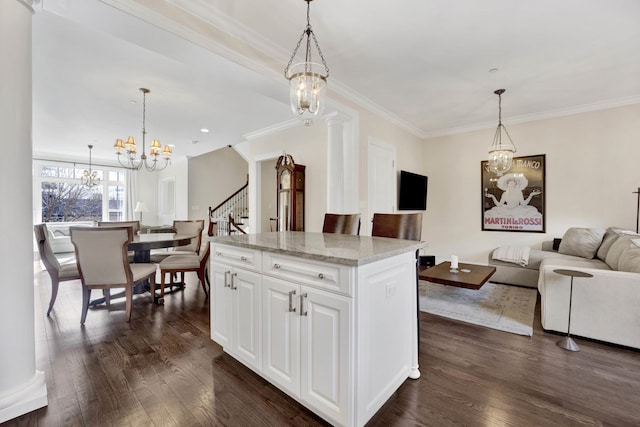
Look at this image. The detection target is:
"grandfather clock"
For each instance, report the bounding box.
[275,154,305,231]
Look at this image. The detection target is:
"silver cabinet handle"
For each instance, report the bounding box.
[231,272,238,290]
[273,263,281,269]
[216,251,222,256]
[318,273,324,279]
[300,293,308,316]
[241,256,248,262]
[224,270,231,288]
[288,290,297,313]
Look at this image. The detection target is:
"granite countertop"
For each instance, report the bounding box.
[209,231,426,266]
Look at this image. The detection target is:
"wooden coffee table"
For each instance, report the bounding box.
[419,261,496,290]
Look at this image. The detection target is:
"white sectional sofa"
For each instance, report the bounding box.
[490,227,640,349]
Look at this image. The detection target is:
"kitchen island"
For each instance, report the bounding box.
[209,231,425,427]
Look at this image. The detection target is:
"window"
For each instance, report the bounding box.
[34,161,126,223]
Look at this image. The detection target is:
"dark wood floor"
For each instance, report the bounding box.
[4,263,640,426]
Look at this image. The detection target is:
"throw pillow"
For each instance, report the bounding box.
[597,227,639,261]
[618,239,640,273]
[605,235,635,270]
[558,227,606,259]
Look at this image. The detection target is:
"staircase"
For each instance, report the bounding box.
[208,180,249,236]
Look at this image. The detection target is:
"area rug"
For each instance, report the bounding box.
[418,281,537,336]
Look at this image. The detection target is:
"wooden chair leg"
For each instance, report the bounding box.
[161,271,167,299]
[124,286,133,322]
[149,275,156,303]
[47,278,60,316]
[198,267,208,298]
[80,286,91,325]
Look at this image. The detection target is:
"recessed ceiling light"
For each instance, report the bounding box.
[489,68,499,73]
[200,128,210,133]
[168,144,175,147]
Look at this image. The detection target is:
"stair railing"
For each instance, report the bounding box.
[208,179,249,236]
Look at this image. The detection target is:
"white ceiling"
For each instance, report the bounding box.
[33,0,640,164]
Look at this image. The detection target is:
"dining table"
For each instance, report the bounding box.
[89,232,198,306]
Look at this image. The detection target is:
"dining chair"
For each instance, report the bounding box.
[97,220,141,234]
[34,224,82,316]
[371,213,423,241]
[322,213,361,235]
[158,239,211,302]
[70,226,157,324]
[150,219,204,263]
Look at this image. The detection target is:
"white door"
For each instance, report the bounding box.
[299,286,351,425]
[262,277,300,395]
[233,269,262,370]
[210,263,232,347]
[368,139,396,232]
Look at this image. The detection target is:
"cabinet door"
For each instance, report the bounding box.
[299,286,351,425]
[211,262,232,348]
[232,269,262,371]
[262,277,300,395]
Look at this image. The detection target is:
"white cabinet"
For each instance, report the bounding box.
[210,236,419,427]
[210,246,262,371]
[262,276,350,425]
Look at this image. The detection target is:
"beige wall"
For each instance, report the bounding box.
[357,108,424,234]
[260,158,277,231]
[188,147,248,224]
[247,124,328,232]
[422,103,640,264]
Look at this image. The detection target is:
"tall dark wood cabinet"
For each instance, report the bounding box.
[275,154,305,231]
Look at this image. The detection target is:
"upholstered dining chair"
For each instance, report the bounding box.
[98,220,141,233]
[34,224,81,316]
[158,238,210,302]
[70,226,157,324]
[322,213,362,235]
[150,219,204,263]
[371,213,423,241]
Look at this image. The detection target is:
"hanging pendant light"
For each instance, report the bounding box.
[81,144,100,188]
[114,88,172,171]
[284,0,329,126]
[487,89,517,176]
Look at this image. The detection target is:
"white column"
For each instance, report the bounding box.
[325,113,349,213]
[0,0,48,423]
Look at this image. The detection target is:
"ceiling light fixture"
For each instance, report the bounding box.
[487,89,517,176]
[81,144,100,188]
[114,88,172,171]
[284,0,329,126]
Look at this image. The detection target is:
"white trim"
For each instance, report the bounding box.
[424,95,640,139]
[243,119,302,141]
[0,371,47,424]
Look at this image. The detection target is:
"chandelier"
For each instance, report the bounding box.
[487,89,517,176]
[284,0,329,126]
[114,88,172,171]
[81,144,100,188]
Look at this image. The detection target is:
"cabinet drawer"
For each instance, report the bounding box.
[263,253,352,296]
[212,244,262,272]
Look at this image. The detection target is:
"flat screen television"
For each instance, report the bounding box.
[398,170,428,211]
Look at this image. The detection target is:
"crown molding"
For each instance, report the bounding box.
[329,80,427,139]
[423,95,640,139]
[242,119,302,141]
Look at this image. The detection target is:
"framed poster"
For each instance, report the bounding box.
[481,154,546,232]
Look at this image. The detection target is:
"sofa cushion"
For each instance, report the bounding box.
[617,239,640,273]
[597,227,639,261]
[605,235,636,270]
[558,227,606,259]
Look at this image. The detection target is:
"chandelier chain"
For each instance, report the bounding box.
[284,0,329,76]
